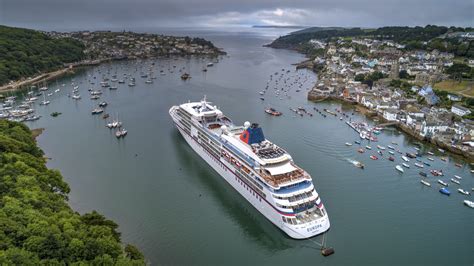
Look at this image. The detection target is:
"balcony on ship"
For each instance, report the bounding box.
[259,162,311,187]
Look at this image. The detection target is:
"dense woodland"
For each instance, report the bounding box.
[268,25,474,58]
[0,120,144,264]
[0,25,84,86]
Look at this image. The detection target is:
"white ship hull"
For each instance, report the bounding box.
[172,118,330,239]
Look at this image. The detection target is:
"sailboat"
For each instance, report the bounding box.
[39,93,50,105]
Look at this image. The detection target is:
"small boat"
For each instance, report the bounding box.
[72,94,81,100]
[414,163,424,168]
[420,180,431,187]
[437,180,448,186]
[406,153,417,158]
[370,155,378,160]
[419,171,427,177]
[365,146,372,150]
[416,158,422,162]
[102,114,109,119]
[265,108,282,116]
[440,157,447,162]
[115,128,128,138]
[439,187,450,196]
[353,161,364,169]
[454,175,462,180]
[377,150,383,155]
[345,142,353,146]
[377,145,386,150]
[431,170,442,176]
[180,73,191,80]
[455,163,462,168]
[427,157,434,161]
[427,151,434,155]
[401,156,409,162]
[458,189,470,195]
[388,151,395,155]
[391,141,398,145]
[402,163,410,168]
[423,161,431,166]
[438,148,445,153]
[395,165,404,173]
[50,112,61,117]
[357,148,365,153]
[207,62,214,67]
[90,95,100,100]
[91,108,104,114]
[463,200,474,208]
[354,140,361,144]
[450,178,460,185]
[99,101,108,107]
[109,86,118,90]
[387,145,394,150]
[388,156,395,161]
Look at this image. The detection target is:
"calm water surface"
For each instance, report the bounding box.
[24,28,473,265]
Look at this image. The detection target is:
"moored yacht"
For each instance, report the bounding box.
[169,98,330,239]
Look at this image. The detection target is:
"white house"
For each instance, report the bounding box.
[451,105,471,117]
[420,121,449,137]
[447,94,462,102]
[383,109,399,121]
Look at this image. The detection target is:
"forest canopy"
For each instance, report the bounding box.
[0,120,144,264]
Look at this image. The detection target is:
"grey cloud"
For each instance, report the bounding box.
[0,0,472,31]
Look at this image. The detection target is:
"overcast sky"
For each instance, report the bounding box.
[1,0,472,31]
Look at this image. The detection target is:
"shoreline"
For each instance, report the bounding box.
[0,54,220,95]
[307,94,474,161]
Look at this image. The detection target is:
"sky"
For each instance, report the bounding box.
[0,0,473,31]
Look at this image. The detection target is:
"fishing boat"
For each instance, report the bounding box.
[365,145,372,150]
[265,108,282,116]
[463,200,474,208]
[395,165,404,173]
[370,155,378,160]
[420,180,431,187]
[419,172,427,177]
[458,189,470,195]
[454,175,462,180]
[401,156,409,162]
[437,180,448,186]
[388,156,395,161]
[402,163,410,168]
[450,178,460,185]
[414,163,424,168]
[439,187,450,196]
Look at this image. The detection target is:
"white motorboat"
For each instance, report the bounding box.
[420,180,431,187]
[401,156,409,162]
[458,189,470,195]
[395,165,404,173]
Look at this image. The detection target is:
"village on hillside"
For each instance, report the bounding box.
[305,36,474,158]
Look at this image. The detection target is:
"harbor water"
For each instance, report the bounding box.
[23,28,473,265]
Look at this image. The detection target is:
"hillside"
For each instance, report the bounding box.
[0,25,85,86]
[267,25,474,58]
[0,120,144,264]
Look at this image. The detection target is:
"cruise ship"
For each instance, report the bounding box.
[169,98,330,239]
